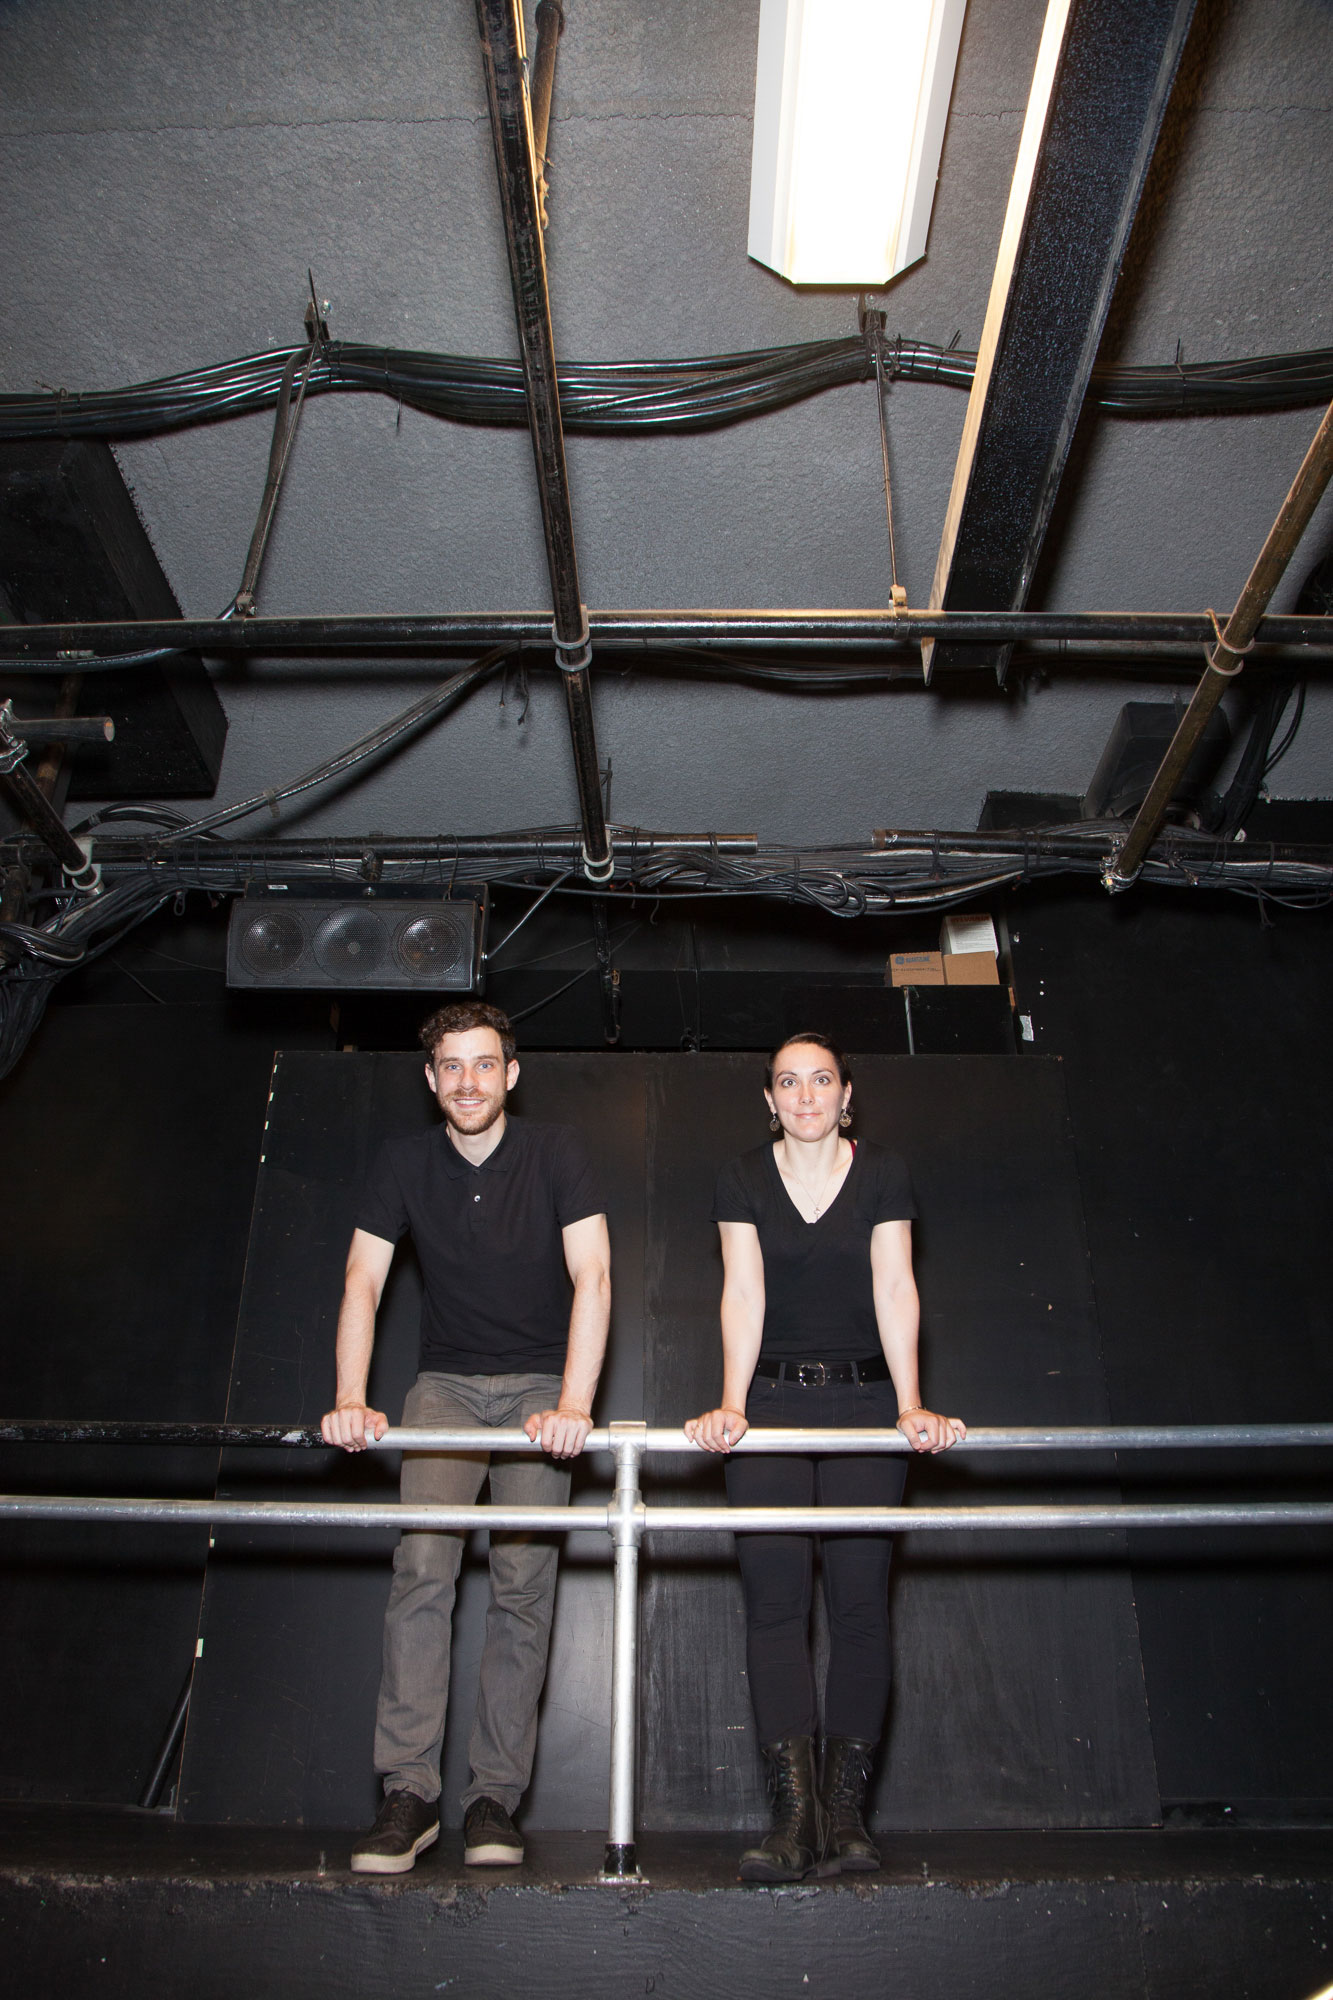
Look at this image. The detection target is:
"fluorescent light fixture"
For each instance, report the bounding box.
[748,0,967,287]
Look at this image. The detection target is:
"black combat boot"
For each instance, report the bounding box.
[820,1736,880,1872]
[739,1735,832,1882]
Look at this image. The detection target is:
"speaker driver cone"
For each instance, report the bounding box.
[395,911,467,979]
[313,908,389,977]
[239,910,307,975]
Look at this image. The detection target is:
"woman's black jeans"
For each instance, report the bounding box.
[724,1371,907,1745]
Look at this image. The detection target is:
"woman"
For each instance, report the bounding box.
[685,1034,965,1882]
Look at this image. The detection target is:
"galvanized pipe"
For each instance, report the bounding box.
[1109,395,1333,885]
[375,1423,1333,1455]
[5,1421,1332,1451]
[602,1424,646,1881]
[0,1495,1329,1532]
[651,1503,1333,1533]
[475,0,611,879]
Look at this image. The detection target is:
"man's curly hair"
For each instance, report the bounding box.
[419,1001,516,1067]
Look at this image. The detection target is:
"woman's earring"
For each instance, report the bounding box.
[839,1108,852,1128]
[769,1114,781,1132]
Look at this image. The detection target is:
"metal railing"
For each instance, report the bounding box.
[2,1419,1331,1879]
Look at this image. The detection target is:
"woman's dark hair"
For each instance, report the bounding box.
[764,1031,852,1092]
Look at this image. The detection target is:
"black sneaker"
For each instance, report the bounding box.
[462,1795,524,1865]
[350,1789,440,1875]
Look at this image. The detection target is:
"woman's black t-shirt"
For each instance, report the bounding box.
[710,1140,916,1362]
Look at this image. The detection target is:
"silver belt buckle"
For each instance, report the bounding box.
[796,1362,828,1388]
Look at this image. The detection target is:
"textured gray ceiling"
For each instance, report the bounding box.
[1,0,1331,845]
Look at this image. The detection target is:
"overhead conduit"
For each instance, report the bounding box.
[0,337,1329,444]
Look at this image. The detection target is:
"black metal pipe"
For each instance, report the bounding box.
[529,0,565,215]
[137,1662,195,1811]
[26,829,759,873]
[0,706,99,885]
[7,825,1333,882]
[1109,396,1333,885]
[2,609,1331,664]
[9,716,115,744]
[0,1421,324,1446]
[475,0,611,875]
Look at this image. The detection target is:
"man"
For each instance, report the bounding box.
[322,1001,611,1875]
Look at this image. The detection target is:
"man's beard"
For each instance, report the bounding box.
[441,1084,507,1136]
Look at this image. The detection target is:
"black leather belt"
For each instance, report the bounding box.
[753,1354,890,1388]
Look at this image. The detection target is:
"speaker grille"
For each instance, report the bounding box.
[227,893,484,991]
[395,910,468,979]
[313,908,390,978]
[238,910,307,976]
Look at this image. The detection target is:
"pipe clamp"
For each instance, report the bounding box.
[553,607,592,673]
[581,841,615,884]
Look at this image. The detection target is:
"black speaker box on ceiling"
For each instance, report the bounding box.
[226,887,487,992]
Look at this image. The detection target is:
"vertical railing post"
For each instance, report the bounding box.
[601,1419,646,1880]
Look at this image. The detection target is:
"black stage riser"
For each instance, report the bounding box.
[2,1849,1330,2000]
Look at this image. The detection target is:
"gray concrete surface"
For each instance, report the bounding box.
[1,0,1330,841]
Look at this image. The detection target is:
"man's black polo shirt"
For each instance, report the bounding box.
[355,1115,604,1375]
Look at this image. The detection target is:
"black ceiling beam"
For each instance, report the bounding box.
[924,0,1198,684]
[2,609,1331,665]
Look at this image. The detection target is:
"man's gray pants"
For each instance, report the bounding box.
[374,1369,569,1814]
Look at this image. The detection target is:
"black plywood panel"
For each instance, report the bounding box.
[1012,887,1333,1812]
[641,1054,1160,1830]
[0,440,226,795]
[181,1052,645,1829]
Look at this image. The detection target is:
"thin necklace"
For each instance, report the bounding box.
[781,1141,846,1219]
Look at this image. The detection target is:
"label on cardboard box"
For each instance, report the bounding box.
[941,912,999,956]
[943,950,1000,987]
[888,951,945,987]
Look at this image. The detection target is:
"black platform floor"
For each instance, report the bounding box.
[1,1807,1330,1999]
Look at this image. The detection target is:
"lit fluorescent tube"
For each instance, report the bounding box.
[748,0,967,287]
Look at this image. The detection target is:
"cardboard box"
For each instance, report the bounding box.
[888,950,945,987]
[941,912,999,956]
[944,950,1000,986]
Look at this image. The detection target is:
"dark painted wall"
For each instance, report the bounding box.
[0,887,1330,1820]
[178,1049,1155,1832]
